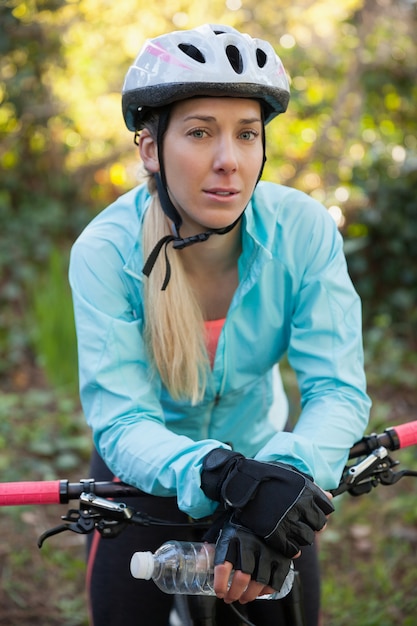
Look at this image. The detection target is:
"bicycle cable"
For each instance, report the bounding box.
[230,602,257,626]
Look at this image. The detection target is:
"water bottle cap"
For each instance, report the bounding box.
[130,551,154,579]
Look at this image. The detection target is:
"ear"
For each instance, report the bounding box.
[138,129,159,174]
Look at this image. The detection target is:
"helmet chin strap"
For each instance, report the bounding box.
[142,107,266,290]
[142,172,242,290]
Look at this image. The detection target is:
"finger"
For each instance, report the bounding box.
[214,561,233,598]
[239,579,268,604]
[313,487,334,515]
[258,585,275,596]
[282,537,306,558]
[223,569,251,604]
[290,521,316,546]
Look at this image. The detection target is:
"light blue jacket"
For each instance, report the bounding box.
[69,181,371,519]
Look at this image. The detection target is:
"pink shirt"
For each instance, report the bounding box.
[205,318,225,368]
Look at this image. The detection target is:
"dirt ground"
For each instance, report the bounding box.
[1,379,416,625]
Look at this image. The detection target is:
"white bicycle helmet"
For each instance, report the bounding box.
[122,23,290,131]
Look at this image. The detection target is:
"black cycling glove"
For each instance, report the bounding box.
[214,518,292,591]
[201,448,334,558]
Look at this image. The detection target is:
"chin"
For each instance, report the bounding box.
[201,211,244,232]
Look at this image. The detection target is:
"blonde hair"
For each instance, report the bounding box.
[142,192,210,404]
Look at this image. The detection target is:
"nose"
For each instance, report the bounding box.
[213,136,238,174]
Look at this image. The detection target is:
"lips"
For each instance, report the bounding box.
[204,188,239,197]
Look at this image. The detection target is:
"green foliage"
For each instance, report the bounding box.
[0,388,91,624]
[0,388,91,481]
[1,0,417,383]
[0,3,94,379]
[345,165,417,343]
[320,488,417,625]
[363,321,417,390]
[26,247,79,393]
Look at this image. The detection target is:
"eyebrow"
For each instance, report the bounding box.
[182,115,262,124]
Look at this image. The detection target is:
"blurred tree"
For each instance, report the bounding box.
[0,1,83,381]
[346,163,417,342]
[1,0,416,387]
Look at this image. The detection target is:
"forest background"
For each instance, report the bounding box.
[1,0,417,624]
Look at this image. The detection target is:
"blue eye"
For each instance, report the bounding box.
[240,130,258,140]
[189,129,206,138]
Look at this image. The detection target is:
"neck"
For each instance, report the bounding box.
[178,225,242,320]
[178,223,242,277]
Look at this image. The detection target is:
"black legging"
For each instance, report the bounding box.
[86,449,321,626]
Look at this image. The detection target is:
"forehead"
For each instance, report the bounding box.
[170,97,262,121]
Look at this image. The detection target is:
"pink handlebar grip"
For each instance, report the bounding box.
[0,481,62,506]
[394,421,417,450]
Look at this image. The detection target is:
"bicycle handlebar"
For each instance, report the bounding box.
[0,479,143,507]
[1,420,417,507]
[348,420,417,458]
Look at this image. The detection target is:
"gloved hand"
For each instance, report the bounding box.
[201,448,334,558]
[213,518,292,591]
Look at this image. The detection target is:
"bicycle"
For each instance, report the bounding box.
[1,419,417,626]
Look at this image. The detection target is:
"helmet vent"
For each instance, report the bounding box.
[256,48,267,68]
[178,43,206,63]
[225,45,243,74]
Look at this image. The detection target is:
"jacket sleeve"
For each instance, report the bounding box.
[254,198,371,489]
[69,230,226,519]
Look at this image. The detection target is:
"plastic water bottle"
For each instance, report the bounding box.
[130,540,294,599]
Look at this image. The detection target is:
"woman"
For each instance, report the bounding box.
[69,24,371,626]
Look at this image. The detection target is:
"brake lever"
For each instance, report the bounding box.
[345,446,390,484]
[37,491,137,548]
[37,508,96,547]
[378,467,417,486]
[332,446,399,497]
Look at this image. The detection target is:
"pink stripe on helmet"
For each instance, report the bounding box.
[145,41,192,70]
